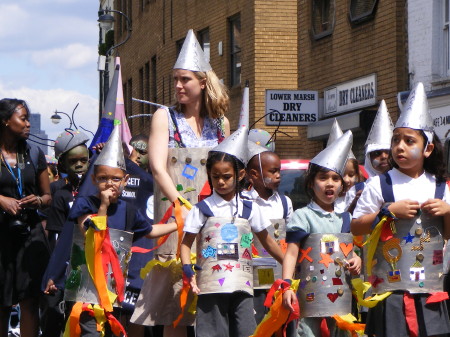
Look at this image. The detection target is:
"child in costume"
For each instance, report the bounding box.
[282,131,362,337]
[243,141,293,327]
[345,100,393,214]
[180,127,284,337]
[59,125,177,337]
[351,83,450,337]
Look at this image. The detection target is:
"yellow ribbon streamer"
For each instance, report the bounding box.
[332,313,365,336]
[362,215,388,276]
[351,278,392,308]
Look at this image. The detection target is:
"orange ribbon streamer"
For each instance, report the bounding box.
[332,315,365,336]
[173,273,190,327]
[102,231,125,303]
[403,292,419,337]
[251,279,300,337]
[426,291,449,304]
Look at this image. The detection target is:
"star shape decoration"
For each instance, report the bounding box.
[223,263,234,272]
[403,232,415,244]
[318,253,334,269]
[205,235,212,242]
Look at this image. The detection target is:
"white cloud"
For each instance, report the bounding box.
[0,81,98,153]
[31,43,98,70]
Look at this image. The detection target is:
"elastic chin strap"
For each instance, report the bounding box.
[258,153,267,188]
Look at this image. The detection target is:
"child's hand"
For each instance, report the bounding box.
[388,200,420,219]
[421,199,450,217]
[189,275,200,295]
[44,279,58,295]
[346,255,362,275]
[282,289,297,312]
[99,189,115,208]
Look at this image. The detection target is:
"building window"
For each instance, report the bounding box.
[229,14,241,87]
[198,28,210,64]
[176,38,185,57]
[349,0,378,24]
[139,67,144,114]
[145,62,150,113]
[311,0,335,39]
[127,78,133,117]
[444,0,450,76]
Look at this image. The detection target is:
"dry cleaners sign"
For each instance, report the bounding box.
[324,74,377,116]
[265,90,318,126]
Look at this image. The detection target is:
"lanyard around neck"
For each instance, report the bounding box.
[1,152,23,198]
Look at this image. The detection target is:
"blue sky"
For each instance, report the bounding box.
[0,0,101,151]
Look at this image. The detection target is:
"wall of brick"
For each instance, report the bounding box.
[114,0,407,160]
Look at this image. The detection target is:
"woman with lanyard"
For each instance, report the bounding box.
[131,29,230,337]
[0,98,51,337]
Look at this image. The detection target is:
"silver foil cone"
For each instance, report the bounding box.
[311,130,353,177]
[94,124,126,170]
[173,29,212,72]
[365,99,393,149]
[247,140,269,161]
[326,119,355,159]
[395,82,433,132]
[211,127,249,165]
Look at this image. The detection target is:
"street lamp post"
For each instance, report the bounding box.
[51,110,74,129]
[98,9,132,112]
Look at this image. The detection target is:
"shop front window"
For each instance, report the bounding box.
[444,0,450,76]
[198,28,210,64]
[311,0,335,39]
[229,14,241,87]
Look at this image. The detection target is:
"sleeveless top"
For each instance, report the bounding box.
[166,107,225,148]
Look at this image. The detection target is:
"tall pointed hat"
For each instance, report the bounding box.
[211,127,249,165]
[327,119,355,159]
[248,129,275,151]
[248,140,269,161]
[94,122,126,170]
[395,82,433,132]
[364,100,393,177]
[239,81,249,128]
[311,131,353,177]
[173,29,212,72]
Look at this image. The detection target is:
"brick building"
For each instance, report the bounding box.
[104,0,408,160]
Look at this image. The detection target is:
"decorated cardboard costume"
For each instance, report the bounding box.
[353,83,450,337]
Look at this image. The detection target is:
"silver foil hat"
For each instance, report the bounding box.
[311,130,353,177]
[395,82,433,132]
[94,123,126,170]
[54,130,90,159]
[211,127,249,165]
[173,29,212,72]
[326,119,355,159]
[247,140,269,161]
[239,82,249,128]
[365,100,393,149]
[248,129,275,151]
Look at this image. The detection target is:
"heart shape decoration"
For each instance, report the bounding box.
[339,242,353,258]
[327,293,339,303]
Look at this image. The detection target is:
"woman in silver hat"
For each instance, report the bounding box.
[131,30,230,337]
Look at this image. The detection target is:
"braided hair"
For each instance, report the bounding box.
[206,151,245,217]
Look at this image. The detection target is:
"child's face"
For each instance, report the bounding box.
[343,161,357,190]
[252,152,281,191]
[209,160,245,201]
[312,170,342,209]
[92,165,129,203]
[63,145,89,180]
[391,128,433,175]
[369,149,390,174]
[47,167,57,183]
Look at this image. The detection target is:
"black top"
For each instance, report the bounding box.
[46,183,74,233]
[50,179,67,196]
[0,142,46,225]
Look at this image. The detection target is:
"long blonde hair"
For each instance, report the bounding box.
[175,70,229,119]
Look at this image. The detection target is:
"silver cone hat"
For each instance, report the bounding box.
[94,123,126,170]
[248,140,269,160]
[311,131,353,177]
[239,82,249,128]
[326,119,355,159]
[365,99,393,150]
[248,129,275,151]
[173,29,212,72]
[395,82,433,132]
[54,129,90,159]
[211,127,249,165]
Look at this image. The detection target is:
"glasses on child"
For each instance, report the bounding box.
[95,177,124,184]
